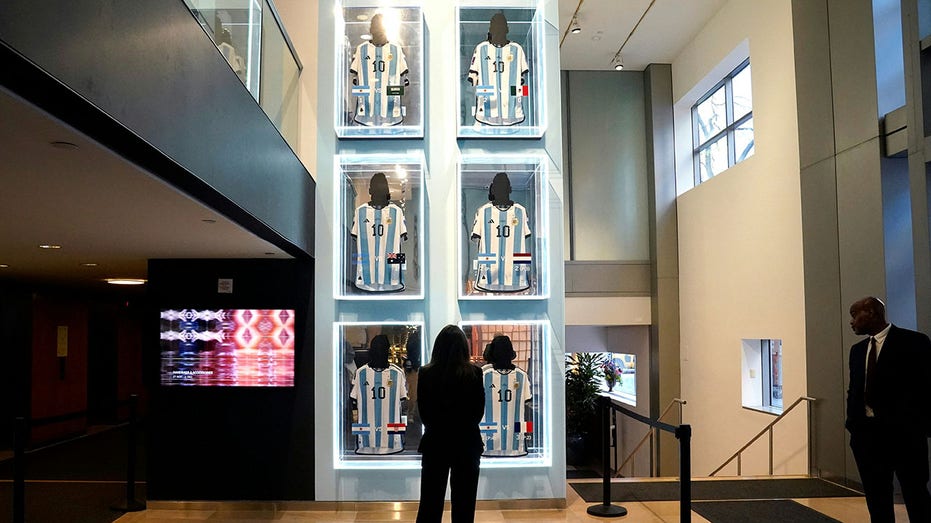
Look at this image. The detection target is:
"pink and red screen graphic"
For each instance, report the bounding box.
[160,309,295,387]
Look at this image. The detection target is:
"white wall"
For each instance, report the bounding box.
[672,0,809,476]
[275,0,318,180]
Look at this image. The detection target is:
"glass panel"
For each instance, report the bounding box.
[697,137,728,182]
[185,0,263,100]
[732,65,752,120]
[695,85,726,144]
[769,339,783,409]
[260,0,300,151]
[735,117,755,163]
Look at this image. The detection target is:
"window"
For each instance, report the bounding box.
[692,60,754,184]
[741,338,783,414]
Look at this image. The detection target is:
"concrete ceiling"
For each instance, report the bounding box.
[0,87,290,289]
[558,0,727,71]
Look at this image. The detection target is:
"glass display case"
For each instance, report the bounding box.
[335,154,425,300]
[461,321,549,462]
[335,4,424,138]
[335,322,424,466]
[186,0,263,99]
[458,155,548,299]
[456,3,546,138]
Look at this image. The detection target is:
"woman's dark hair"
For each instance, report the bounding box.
[425,324,473,379]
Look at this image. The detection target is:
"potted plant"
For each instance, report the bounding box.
[565,352,606,465]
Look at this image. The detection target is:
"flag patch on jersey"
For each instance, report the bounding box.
[351,423,370,435]
[351,85,372,96]
[514,421,533,433]
[510,85,530,96]
[386,252,406,265]
[513,253,532,265]
[477,253,496,265]
[479,422,497,434]
[386,85,405,96]
[475,85,496,94]
[387,422,406,434]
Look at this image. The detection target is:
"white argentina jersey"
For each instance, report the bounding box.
[471,202,532,292]
[350,363,408,454]
[351,203,407,292]
[468,41,529,126]
[350,42,408,126]
[480,367,532,457]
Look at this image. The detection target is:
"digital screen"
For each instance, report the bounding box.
[159,309,295,387]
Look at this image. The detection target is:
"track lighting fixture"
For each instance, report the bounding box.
[612,54,624,71]
[570,17,581,34]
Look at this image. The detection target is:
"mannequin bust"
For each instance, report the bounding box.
[368,172,391,208]
[368,334,390,370]
[370,13,388,46]
[487,13,510,47]
[488,172,514,209]
[489,335,517,371]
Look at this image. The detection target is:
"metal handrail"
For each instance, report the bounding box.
[709,396,816,477]
[614,398,686,477]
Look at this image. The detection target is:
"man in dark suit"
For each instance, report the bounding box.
[846,296,931,522]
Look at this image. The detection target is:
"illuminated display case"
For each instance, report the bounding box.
[335,154,425,300]
[458,155,548,299]
[461,321,550,463]
[335,322,424,467]
[456,3,546,138]
[335,4,424,138]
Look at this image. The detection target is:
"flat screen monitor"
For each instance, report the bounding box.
[159,309,295,387]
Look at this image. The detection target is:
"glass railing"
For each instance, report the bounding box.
[185,0,302,151]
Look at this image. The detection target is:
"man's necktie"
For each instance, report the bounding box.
[864,336,877,409]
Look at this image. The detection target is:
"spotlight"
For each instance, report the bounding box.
[570,17,581,34]
[612,55,624,71]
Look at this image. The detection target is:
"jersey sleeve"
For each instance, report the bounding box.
[398,368,408,399]
[350,367,362,400]
[397,45,409,76]
[518,44,529,75]
[522,206,532,237]
[467,44,481,85]
[350,205,360,237]
[397,206,408,237]
[471,207,483,239]
[349,44,361,75]
[521,369,532,400]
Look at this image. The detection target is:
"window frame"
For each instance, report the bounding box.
[691,59,753,185]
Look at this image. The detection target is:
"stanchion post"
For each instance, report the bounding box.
[112,394,145,512]
[586,396,627,518]
[13,416,25,523]
[677,424,692,523]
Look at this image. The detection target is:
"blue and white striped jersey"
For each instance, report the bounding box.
[350,363,408,455]
[480,367,532,457]
[468,41,529,126]
[471,202,532,292]
[349,42,408,126]
[351,203,407,292]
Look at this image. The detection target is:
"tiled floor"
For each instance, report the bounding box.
[113,480,909,523]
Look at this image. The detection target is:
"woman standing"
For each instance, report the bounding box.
[416,325,485,523]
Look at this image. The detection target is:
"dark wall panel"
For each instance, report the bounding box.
[146,259,314,500]
[0,0,314,257]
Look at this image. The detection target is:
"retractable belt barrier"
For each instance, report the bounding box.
[10,394,145,523]
[586,394,692,522]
